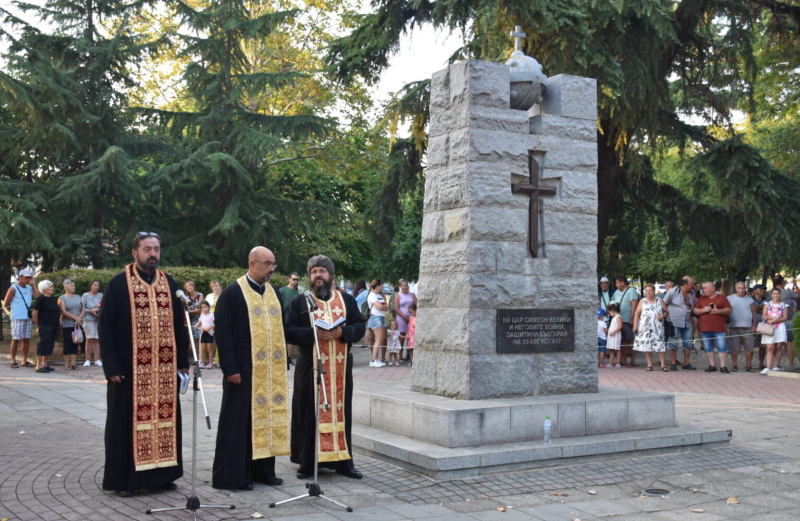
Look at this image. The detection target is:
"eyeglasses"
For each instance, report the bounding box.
[310,268,328,275]
[254,260,277,269]
[135,231,159,240]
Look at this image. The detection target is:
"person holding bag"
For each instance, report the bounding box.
[759,288,788,375]
[58,279,85,370]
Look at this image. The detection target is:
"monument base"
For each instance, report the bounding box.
[352,381,731,479]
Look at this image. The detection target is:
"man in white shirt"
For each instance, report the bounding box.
[727,282,756,372]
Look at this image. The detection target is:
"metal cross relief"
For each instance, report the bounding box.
[510,25,526,52]
[512,152,557,258]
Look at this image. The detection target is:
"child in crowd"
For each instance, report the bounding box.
[406,304,416,366]
[605,303,623,368]
[387,319,402,366]
[597,309,608,368]
[196,301,215,368]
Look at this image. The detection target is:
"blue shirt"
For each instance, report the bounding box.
[10,284,33,320]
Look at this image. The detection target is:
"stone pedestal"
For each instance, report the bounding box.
[413,60,599,400]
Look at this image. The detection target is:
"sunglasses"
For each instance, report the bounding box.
[135,231,160,240]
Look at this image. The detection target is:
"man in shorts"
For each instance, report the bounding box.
[3,269,40,368]
[615,277,639,367]
[727,282,756,371]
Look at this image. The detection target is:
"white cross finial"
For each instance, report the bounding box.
[510,25,526,52]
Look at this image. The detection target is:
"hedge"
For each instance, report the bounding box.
[37,267,291,296]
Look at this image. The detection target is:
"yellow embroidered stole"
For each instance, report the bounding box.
[236,276,290,459]
[126,264,178,471]
[310,290,351,462]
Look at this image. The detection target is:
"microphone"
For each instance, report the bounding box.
[175,289,190,305]
[304,291,318,311]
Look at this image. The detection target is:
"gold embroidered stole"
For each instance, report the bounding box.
[311,290,351,462]
[236,277,290,459]
[126,264,178,471]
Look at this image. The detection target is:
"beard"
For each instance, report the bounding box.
[136,256,159,273]
[312,276,333,299]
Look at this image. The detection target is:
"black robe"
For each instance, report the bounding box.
[99,268,189,492]
[212,280,286,489]
[284,290,366,475]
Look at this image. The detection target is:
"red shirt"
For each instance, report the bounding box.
[694,294,731,333]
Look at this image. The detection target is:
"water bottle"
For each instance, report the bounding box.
[543,416,552,446]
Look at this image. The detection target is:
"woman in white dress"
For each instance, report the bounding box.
[633,284,669,371]
[759,288,788,375]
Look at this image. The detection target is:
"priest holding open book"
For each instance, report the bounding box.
[285,255,367,480]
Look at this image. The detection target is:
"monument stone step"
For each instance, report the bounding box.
[353,422,731,480]
[354,383,675,448]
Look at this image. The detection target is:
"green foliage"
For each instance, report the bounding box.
[38,266,290,296]
[328,0,800,282]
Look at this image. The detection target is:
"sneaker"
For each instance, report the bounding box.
[83,360,91,367]
[615,364,622,369]
[369,361,378,368]
[720,367,730,374]
[605,364,613,369]
[772,366,781,371]
[376,360,386,367]
[760,368,770,375]
[704,366,717,373]
[95,360,102,367]
[682,364,697,370]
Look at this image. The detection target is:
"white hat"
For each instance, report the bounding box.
[600,276,610,283]
[18,269,32,277]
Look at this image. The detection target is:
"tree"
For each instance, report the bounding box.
[325,0,800,278]
[0,0,169,271]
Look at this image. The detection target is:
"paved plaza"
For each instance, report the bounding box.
[2,346,800,521]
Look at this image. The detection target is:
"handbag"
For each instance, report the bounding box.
[755,321,774,336]
[72,326,84,344]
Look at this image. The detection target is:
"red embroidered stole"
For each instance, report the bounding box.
[125,264,179,471]
[310,290,351,462]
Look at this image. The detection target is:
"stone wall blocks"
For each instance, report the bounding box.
[542,212,598,245]
[454,60,510,109]
[430,68,450,111]
[421,210,445,243]
[536,74,598,120]
[530,114,598,141]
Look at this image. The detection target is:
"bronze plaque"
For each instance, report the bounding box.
[496,309,575,354]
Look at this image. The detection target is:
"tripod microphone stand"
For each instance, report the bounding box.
[146,301,235,519]
[269,293,353,512]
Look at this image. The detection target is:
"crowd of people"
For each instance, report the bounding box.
[598,275,799,374]
[351,278,416,368]
[3,271,105,373]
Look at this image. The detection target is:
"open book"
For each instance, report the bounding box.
[315,316,345,330]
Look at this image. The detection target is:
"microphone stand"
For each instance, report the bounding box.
[269,294,353,512]
[146,299,235,519]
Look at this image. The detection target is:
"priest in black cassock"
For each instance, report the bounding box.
[212,246,290,490]
[99,232,189,497]
[285,255,366,480]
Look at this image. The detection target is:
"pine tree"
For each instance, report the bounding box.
[0,0,168,270]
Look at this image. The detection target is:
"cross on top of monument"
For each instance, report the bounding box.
[510,25,526,52]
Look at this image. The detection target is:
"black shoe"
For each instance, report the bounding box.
[115,490,134,497]
[669,365,678,371]
[296,471,311,480]
[335,468,363,480]
[239,482,254,491]
[260,476,283,486]
[720,367,730,374]
[704,366,717,372]
[682,364,697,370]
[156,482,177,491]
[36,368,50,373]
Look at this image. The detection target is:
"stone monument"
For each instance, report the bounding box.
[351,29,730,478]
